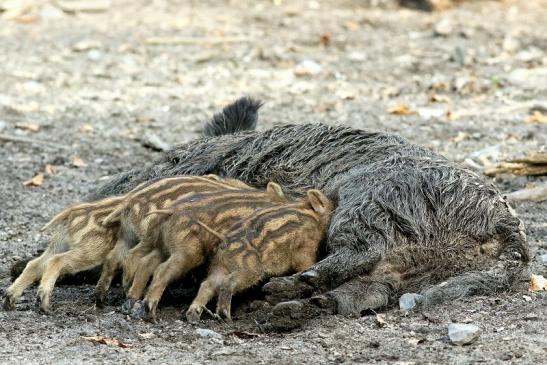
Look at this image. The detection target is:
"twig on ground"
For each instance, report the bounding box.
[0,133,70,150]
[52,0,111,13]
[145,36,251,46]
[506,183,547,203]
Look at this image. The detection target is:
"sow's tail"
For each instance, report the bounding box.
[420,201,530,307]
[203,96,263,137]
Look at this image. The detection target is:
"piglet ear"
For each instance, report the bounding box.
[307,190,331,215]
[266,182,285,201]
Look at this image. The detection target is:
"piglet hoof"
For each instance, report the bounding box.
[263,276,314,304]
[36,295,50,315]
[94,292,106,309]
[310,294,337,314]
[143,302,157,323]
[2,295,15,311]
[216,309,232,323]
[185,306,202,324]
[272,298,335,320]
[121,298,137,315]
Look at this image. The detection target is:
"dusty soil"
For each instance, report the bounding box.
[0,0,546,364]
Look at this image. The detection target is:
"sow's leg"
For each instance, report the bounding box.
[263,195,389,304]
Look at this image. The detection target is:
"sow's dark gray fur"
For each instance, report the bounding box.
[86,97,529,315]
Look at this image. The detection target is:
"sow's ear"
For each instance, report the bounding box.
[307,190,331,215]
[266,182,285,201]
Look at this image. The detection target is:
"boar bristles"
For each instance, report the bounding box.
[191,217,227,244]
[144,209,175,217]
[41,210,70,231]
[101,205,123,226]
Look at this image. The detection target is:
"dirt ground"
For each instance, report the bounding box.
[0,0,546,364]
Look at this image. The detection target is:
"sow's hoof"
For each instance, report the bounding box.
[257,297,336,333]
[263,275,315,304]
[272,297,336,320]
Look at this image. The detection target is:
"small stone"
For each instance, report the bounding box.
[248,300,270,311]
[87,49,102,61]
[40,3,64,18]
[73,39,102,52]
[434,18,454,37]
[522,295,532,302]
[348,51,367,62]
[468,144,501,164]
[448,323,481,346]
[516,48,543,63]
[399,293,423,313]
[502,35,520,53]
[293,60,322,76]
[538,254,547,265]
[140,132,170,152]
[0,120,6,131]
[138,332,155,339]
[195,328,223,340]
[508,68,547,91]
[418,107,445,120]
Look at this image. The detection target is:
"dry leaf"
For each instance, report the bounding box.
[387,104,414,115]
[375,313,387,328]
[81,336,129,348]
[429,81,450,92]
[525,111,547,124]
[15,122,40,132]
[1,0,37,21]
[445,110,462,121]
[430,0,456,11]
[54,0,111,13]
[13,101,39,112]
[80,124,95,133]
[23,173,44,187]
[319,32,331,46]
[429,94,451,103]
[529,274,547,292]
[44,164,58,175]
[71,156,87,168]
[284,6,302,17]
[451,131,467,143]
[343,20,359,31]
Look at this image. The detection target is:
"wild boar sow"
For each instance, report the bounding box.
[186,189,333,322]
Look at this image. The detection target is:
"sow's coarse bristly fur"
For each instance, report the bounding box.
[93,174,253,306]
[87,97,529,316]
[126,182,286,322]
[203,96,262,137]
[186,189,333,323]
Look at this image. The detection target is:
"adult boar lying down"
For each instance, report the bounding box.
[13,97,530,317]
